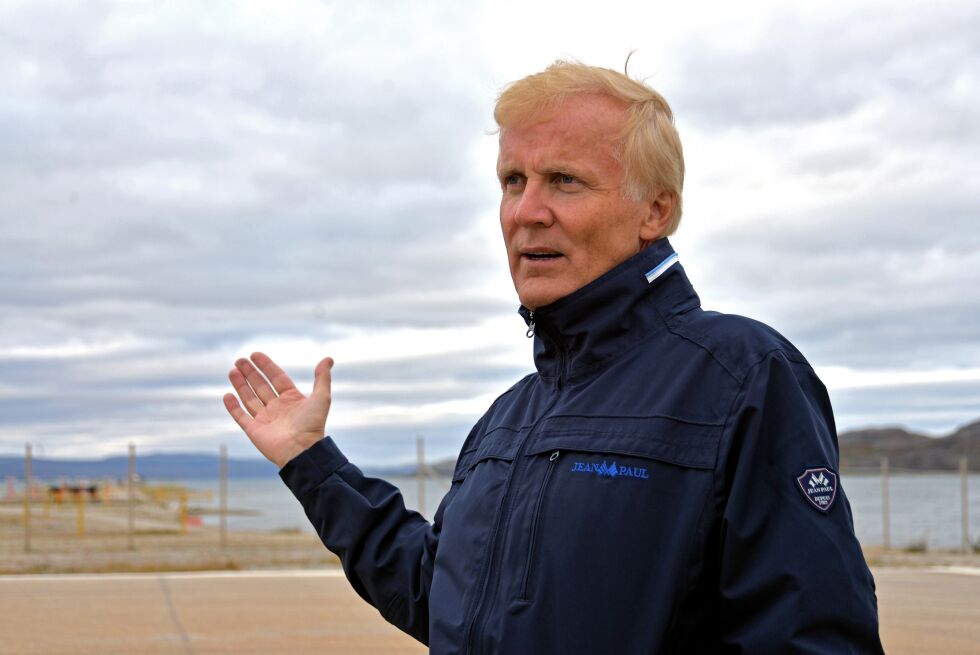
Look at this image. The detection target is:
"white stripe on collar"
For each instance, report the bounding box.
[644,252,679,284]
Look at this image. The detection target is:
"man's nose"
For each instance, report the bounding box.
[512,180,555,227]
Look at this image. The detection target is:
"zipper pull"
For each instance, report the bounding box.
[526,311,536,338]
[549,451,560,462]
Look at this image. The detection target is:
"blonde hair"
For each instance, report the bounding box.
[494,60,685,234]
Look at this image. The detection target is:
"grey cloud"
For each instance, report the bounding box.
[3,1,978,460]
[669,4,980,130]
[667,2,979,386]
[0,324,528,464]
[788,146,879,177]
[0,1,508,460]
[333,348,529,389]
[690,152,980,366]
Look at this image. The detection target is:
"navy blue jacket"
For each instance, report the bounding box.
[280,239,883,654]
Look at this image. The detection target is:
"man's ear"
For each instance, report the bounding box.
[639,190,674,242]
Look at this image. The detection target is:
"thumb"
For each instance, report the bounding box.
[311,356,334,401]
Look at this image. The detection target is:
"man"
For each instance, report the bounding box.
[224,61,884,653]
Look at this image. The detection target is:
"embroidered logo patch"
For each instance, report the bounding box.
[569,460,649,480]
[796,467,838,512]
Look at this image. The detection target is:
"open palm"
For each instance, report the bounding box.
[223,352,334,469]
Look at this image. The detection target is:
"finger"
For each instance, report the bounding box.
[251,351,298,395]
[311,357,334,401]
[228,367,264,417]
[222,393,254,432]
[235,357,277,404]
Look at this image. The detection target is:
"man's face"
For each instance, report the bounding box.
[497,93,667,310]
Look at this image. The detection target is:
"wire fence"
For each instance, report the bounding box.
[1,440,452,563]
[843,457,977,552]
[2,445,974,558]
[2,443,230,555]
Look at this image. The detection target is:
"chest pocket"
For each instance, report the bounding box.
[531,415,720,468]
[432,426,525,629]
[444,426,524,557]
[451,426,524,483]
[511,416,722,609]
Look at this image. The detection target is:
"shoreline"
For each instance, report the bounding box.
[2,531,975,576]
[2,499,975,575]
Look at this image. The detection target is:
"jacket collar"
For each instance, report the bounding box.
[518,238,700,385]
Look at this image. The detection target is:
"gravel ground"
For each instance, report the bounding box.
[0,502,337,574]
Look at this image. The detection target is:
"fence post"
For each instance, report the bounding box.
[178,491,189,535]
[881,457,890,550]
[128,443,136,550]
[24,443,32,553]
[417,436,426,517]
[962,456,970,555]
[220,444,228,550]
[77,487,85,537]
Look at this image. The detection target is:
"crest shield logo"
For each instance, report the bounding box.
[795,467,838,513]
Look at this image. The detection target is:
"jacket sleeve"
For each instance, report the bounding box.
[279,436,447,645]
[717,351,884,654]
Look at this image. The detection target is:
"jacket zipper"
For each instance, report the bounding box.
[464,329,566,655]
[519,450,560,601]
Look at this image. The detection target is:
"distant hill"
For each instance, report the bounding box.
[2,419,976,480]
[839,419,980,472]
[414,422,980,476]
[0,453,277,480]
[0,450,450,482]
[412,423,980,476]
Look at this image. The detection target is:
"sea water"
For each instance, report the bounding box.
[157,473,980,550]
[172,475,452,534]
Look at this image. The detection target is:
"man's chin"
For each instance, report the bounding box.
[517,285,568,311]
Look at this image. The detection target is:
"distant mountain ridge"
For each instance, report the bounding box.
[421,421,980,474]
[0,453,278,480]
[2,419,977,480]
[838,419,980,472]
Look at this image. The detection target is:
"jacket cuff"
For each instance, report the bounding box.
[278,436,349,501]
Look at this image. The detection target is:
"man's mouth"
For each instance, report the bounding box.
[523,251,563,261]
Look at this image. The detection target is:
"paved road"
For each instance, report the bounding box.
[0,569,423,655]
[0,567,976,654]
[875,567,980,655]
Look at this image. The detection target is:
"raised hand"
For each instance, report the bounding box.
[223,352,334,469]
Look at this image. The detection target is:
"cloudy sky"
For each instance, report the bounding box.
[1,0,978,466]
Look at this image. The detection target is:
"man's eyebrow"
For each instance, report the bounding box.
[497,160,590,177]
[496,162,519,178]
[544,163,583,174]
[543,161,595,182]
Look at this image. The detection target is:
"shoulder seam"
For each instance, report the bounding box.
[658,307,739,382]
[662,308,809,385]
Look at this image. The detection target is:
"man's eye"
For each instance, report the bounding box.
[502,173,523,187]
[556,174,576,185]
